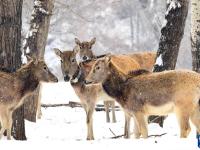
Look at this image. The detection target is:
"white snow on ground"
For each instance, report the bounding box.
[0,83,199,150]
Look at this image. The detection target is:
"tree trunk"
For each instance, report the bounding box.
[130,15,134,49]
[23,0,55,122]
[191,0,200,73]
[0,0,26,140]
[149,0,189,127]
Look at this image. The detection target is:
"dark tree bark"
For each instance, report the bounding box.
[191,0,200,72]
[149,0,189,127]
[0,0,26,140]
[23,0,55,122]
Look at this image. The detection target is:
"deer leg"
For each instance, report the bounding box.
[37,84,42,119]
[124,113,131,139]
[133,112,148,138]
[133,116,141,138]
[83,103,95,140]
[190,107,200,134]
[104,101,110,123]
[0,115,6,139]
[175,108,191,138]
[111,101,116,123]
[6,111,13,140]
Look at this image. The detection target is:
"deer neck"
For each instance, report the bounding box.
[16,66,39,97]
[70,67,85,86]
[102,63,127,100]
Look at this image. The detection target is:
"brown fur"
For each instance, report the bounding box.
[0,59,57,140]
[86,56,200,138]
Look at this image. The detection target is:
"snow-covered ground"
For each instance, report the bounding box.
[0,82,198,150]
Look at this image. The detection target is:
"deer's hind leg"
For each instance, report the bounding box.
[175,107,191,138]
[110,101,116,123]
[0,115,6,139]
[104,101,110,123]
[190,106,200,134]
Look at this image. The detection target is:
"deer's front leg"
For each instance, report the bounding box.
[124,113,131,139]
[133,111,148,138]
[83,103,95,140]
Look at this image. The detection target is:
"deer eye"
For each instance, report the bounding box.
[96,66,100,70]
[71,58,75,63]
[44,66,47,70]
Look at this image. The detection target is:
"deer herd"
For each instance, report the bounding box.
[0,38,200,140]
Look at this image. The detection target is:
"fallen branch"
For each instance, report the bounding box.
[147,133,167,138]
[110,132,167,139]
[41,101,121,111]
[41,101,82,108]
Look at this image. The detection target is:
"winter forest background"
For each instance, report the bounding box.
[22,0,191,80]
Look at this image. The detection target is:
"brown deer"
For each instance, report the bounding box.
[74,38,156,138]
[85,56,200,138]
[54,48,141,140]
[0,57,58,140]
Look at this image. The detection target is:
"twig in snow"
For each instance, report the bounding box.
[147,133,167,138]
[109,128,117,137]
[110,132,167,139]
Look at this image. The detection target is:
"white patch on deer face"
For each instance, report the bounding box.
[76,51,82,64]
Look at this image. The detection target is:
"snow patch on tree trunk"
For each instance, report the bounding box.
[155,54,163,66]
[22,0,50,63]
[166,0,181,16]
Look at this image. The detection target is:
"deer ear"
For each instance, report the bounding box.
[73,45,80,54]
[54,48,63,58]
[32,55,39,65]
[75,38,81,45]
[90,37,96,45]
[26,54,33,62]
[105,55,111,64]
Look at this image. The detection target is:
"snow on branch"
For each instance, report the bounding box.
[166,0,181,16]
[34,0,50,15]
[162,0,182,31]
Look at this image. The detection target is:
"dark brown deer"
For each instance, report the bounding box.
[0,57,58,140]
[86,56,200,138]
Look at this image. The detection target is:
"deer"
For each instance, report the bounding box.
[73,37,156,137]
[54,48,142,140]
[0,57,58,140]
[74,37,156,70]
[85,55,200,138]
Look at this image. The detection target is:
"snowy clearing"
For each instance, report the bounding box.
[0,83,198,150]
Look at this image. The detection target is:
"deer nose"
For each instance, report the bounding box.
[83,56,88,61]
[64,75,70,82]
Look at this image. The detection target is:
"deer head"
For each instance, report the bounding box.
[74,37,96,64]
[24,56,58,83]
[85,55,111,84]
[54,48,79,82]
